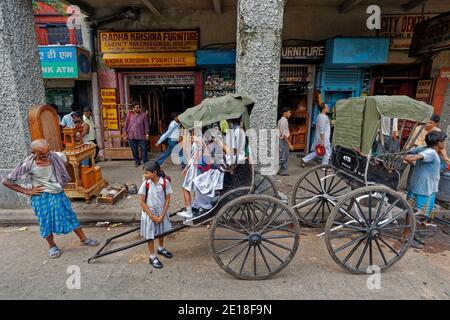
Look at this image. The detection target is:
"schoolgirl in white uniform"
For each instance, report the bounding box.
[139,161,173,269]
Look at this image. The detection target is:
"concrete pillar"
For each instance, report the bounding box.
[235,0,285,171]
[0,0,46,209]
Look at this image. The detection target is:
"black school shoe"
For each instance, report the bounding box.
[157,248,173,259]
[149,256,163,268]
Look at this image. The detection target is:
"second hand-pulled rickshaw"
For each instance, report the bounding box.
[291,96,434,273]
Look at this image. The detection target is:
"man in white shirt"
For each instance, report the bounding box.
[378,116,400,153]
[278,107,294,176]
[155,113,182,165]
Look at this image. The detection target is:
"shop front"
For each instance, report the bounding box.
[278,40,325,152]
[39,45,92,116]
[196,49,236,102]
[97,30,199,159]
[313,37,389,149]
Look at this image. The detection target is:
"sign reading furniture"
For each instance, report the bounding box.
[102,52,196,68]
[99,31,199,53]
[281,41,325,61]
[99,30,198,68]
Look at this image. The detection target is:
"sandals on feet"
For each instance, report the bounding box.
[48,246,61,259]
[82,238,100,246]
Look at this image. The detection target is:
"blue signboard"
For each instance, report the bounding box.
[39,46,78,78]
[196,49,236,66]
[325,38,390,66]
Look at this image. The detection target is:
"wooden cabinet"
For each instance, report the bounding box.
[288,113,308,152]
[28,105,63,152]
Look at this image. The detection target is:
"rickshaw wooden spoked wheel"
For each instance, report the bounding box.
[324,186,415,274]
[251,173,279,198]
[291,164,351,227]
[210,195,300,280]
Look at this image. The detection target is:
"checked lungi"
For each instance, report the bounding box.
[406,191,436,218]
[31,192,81,238]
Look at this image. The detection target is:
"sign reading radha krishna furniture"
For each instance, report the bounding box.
[99,30,199,68]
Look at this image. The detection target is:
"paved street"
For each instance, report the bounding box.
[1,156,450,300]
[0,223,449,300]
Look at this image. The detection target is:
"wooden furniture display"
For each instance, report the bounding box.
[289,113,308,152]
[28,105,63,151]
[63,142,106,203]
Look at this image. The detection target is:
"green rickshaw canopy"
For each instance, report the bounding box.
[332,96,434,155]
[178,94,255,130]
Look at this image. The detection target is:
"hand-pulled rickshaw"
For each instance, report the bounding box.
[88,94,301,280]
[89,94,434,279]
[292,96,434,273]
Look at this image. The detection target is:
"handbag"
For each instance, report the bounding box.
[315,144,326,157]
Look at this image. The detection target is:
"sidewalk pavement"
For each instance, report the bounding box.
[0,153,448,224]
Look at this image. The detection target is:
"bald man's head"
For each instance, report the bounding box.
[31,139,51,161]
[30,139,49,151]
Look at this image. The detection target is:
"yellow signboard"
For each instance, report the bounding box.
[102,52,196,68]
[101,89,119,130]
[99,31,199,53]
[101,89,117,105]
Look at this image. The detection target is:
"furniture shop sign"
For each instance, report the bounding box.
[281,41,325,61]
[39,46,78,78]
[99,30,199,53]
[379,14,436,50]
[102,52,196,68]
[101,89,119,130]
[409,12,450,56]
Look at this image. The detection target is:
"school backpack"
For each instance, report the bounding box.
[144,171,171,203]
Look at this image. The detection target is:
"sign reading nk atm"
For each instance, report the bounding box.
[102,52,196,68]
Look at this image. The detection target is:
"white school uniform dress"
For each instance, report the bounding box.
[182,140,203,192]
[139,177,173,240]
[225,125,246,165]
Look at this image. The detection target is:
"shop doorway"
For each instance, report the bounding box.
[278,84,309,152]
[129,85,194,152]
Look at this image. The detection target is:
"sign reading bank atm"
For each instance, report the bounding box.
[39,45,91,79]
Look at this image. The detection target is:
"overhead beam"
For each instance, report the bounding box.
[141,0,161,16]
[212,0,223,14]
[402,0,429,12]
[339,0,363,13]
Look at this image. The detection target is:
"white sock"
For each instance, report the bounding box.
[150,254,156,260]
[158,246,165,251]
[186,206,192,213]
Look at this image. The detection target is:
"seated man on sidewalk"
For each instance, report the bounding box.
[2,139,99,259]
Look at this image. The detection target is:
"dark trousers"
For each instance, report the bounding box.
[279,140,289,174]
[129,139,148,165]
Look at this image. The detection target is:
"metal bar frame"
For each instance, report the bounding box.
[88,224,188,263]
